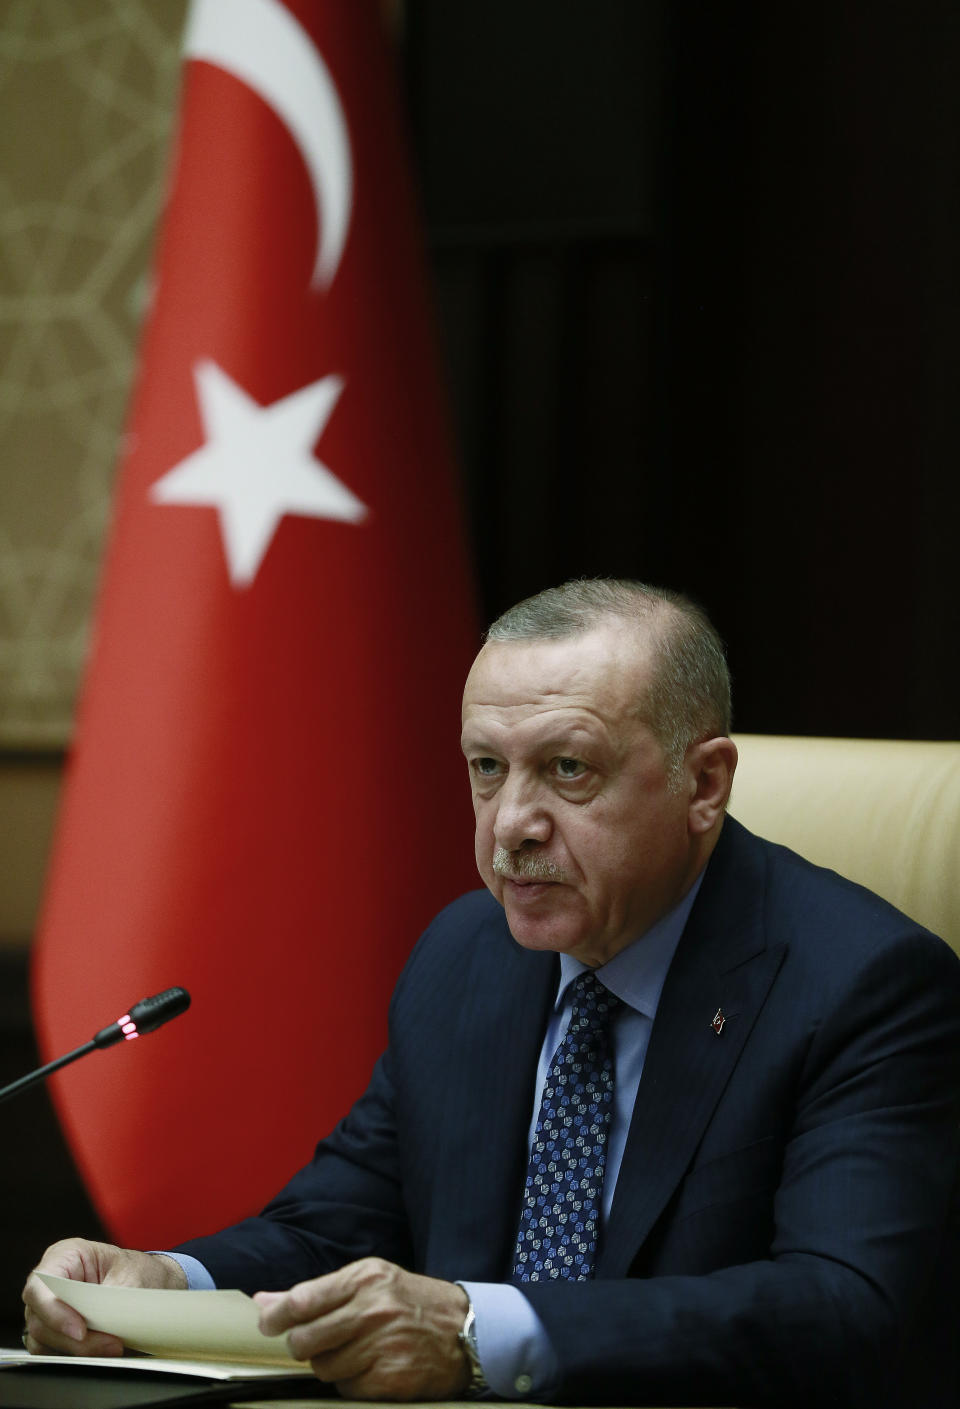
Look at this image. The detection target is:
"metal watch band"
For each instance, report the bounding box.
[458,1299,489,1397]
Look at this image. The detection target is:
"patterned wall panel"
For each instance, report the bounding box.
[0,0,187,745]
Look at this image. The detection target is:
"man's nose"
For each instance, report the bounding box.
[492,775,551,852]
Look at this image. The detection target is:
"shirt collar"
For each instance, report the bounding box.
[555,867,706,1019]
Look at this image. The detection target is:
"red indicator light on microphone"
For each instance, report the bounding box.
[118,1016,140,1040]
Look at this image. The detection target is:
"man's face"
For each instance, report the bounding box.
[460,622,701,967]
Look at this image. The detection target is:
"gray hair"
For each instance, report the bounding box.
[485,579,731,786]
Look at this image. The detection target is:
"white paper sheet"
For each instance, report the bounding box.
[36,1274,309,1369]
[0,1347,312,1381]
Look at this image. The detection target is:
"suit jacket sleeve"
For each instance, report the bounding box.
[172,1039,411,1290]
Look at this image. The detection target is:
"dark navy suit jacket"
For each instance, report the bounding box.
[178,819,960,1406]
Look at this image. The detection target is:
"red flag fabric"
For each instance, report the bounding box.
[32,0,478,1249]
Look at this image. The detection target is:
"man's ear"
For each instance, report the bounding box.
[686,737,738,834]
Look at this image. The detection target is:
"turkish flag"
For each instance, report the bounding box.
[31,0,478,1248]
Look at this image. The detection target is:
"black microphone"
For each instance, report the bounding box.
[0,987,191,1106]
[92,987,192,1048]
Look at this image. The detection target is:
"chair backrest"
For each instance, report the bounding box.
[728,734,960,957]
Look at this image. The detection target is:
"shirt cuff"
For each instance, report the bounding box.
[151,1252,216,1290]
[458,1281,559,1400]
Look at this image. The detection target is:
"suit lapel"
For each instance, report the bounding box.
[599,819,787,1277]
[425,909,557,1281]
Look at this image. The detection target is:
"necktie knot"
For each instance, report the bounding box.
[566,969,620,1036]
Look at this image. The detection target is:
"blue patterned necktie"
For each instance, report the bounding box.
[513,970,620,1281]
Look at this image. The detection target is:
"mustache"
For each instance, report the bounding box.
[492,847,568,883]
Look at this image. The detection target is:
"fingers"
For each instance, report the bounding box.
[254,1258,470,1400]
[254,1275,359,1372]
[21,1317,125,1359]
[21,1236,183,1357]
[22,1262,125,1358]
[254,1268,355,1337]
[21,1239,107,1354]
[22,1280,87,1354]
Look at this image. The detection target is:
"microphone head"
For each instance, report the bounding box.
[93,987,191,1048]
[128,987,191,1035]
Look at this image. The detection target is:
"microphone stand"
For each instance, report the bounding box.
[0,987,191,1106]
[0,1040,100,1106]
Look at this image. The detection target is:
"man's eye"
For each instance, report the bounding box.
[472,757,502,778]
[553,757,586,779]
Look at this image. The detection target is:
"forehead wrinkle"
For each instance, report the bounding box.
[462,629,653,738]
[460,705,622,765]
[462,690,633,736]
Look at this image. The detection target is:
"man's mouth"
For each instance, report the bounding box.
[502,877,558,904]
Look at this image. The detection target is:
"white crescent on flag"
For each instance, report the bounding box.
[184,0,353,290]
[150,0,365,586]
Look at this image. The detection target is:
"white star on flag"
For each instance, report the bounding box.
[149,360,367,586]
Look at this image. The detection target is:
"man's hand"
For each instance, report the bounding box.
[22,1238,187,1357]
[254,1257,471,1401]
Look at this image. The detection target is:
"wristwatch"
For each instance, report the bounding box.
[458,1298,489,1397]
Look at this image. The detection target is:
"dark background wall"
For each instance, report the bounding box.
[3,0,958,1343]
[408,0,960,739]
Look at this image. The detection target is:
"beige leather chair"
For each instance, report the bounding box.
[728,734,960,957]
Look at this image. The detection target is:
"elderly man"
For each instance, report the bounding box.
[23,580,960,1406]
